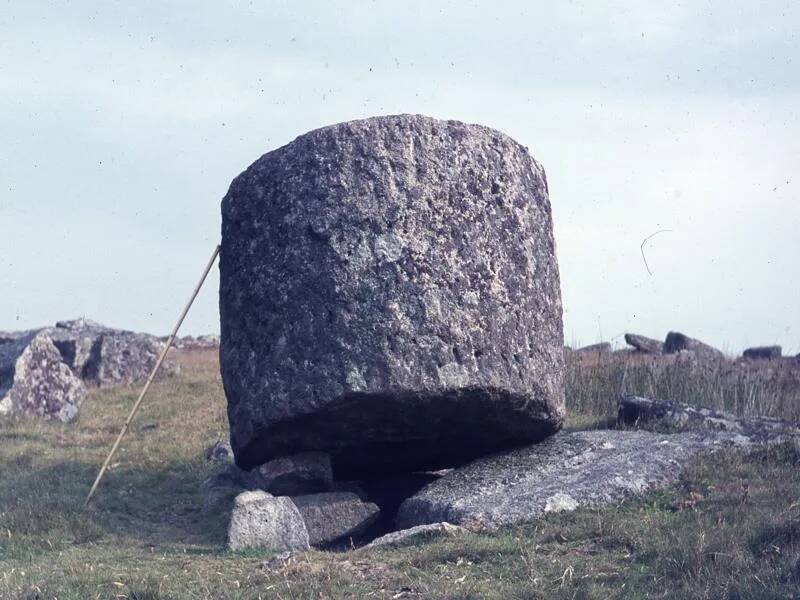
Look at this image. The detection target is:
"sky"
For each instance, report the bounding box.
[1,1,798,353]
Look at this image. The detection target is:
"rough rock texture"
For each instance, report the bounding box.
[574,342,612,355]
[742,345,782,360]
[618,395,800,443]
[361,522,467,550]
[227,490,310,552]
[47,319,175,386]
[663,332,725,361]
[220,114,565,477]
[0,332,86,422]
[624,333,664,355]
[291,492,380,547]
[206,440,234,462]
[256,452,333,496]
[396,429,738,530]
[201,463,260,514]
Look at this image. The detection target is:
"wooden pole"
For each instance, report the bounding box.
[84,244,221,507]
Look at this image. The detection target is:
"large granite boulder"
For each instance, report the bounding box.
[220,114,565,477]
[0,331,86,422]
[396,429,741,530]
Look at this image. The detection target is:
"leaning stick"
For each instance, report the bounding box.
[84,244,221,507]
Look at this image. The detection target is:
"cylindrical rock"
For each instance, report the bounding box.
[220,114,565,477]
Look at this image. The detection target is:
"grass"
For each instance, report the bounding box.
[1,349,799,599]
[565,351,800,422]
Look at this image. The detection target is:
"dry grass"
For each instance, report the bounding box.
[565,351,800,422]
[1,349,799,599]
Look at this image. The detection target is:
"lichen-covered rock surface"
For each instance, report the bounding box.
[49,319,173,386]
[0,331,86,422]
[220,114,565,477]
[227,490,310,552]
[618,395,800,443]
[396,429,740,530]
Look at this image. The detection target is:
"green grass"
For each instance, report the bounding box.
[1,350,799,599]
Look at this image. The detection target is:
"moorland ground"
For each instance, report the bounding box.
[1,349,799,599]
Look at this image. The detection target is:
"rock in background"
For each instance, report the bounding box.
[618,394,800,443]
[0,318,180,423]
[220,114,565,478]
[49,319,175,386]
[574,342,612,355]
[742,345,782,360]
[0,331,86,422]
[624,333,664,355]
[664,331,726,361]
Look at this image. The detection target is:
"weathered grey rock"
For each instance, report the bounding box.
[361,522,467,550]
[206,440,234,462]
[255,452,333,496]
[292,492,380,547]
[618,395,800,443]
[83,332,164,385]
[742,345,782,360]
[48,319,176,386]
[228,490,310,552]
[574,342,612,355]
[396,429,738,530]
[0,332,86,422]
[664,331,725,361]
[220,114,565,477]
[624,333,664,355]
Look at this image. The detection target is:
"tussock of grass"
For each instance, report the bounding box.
[1,349,799,598]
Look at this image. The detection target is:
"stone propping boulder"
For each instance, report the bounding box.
[0,331,86,422]
[0,318,177,422]
[220,114,565,478]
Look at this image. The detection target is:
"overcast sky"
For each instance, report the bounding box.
[1,1,798,353]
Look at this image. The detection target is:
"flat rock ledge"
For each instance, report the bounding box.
[396,429,746,531]
[618,394,800,444]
